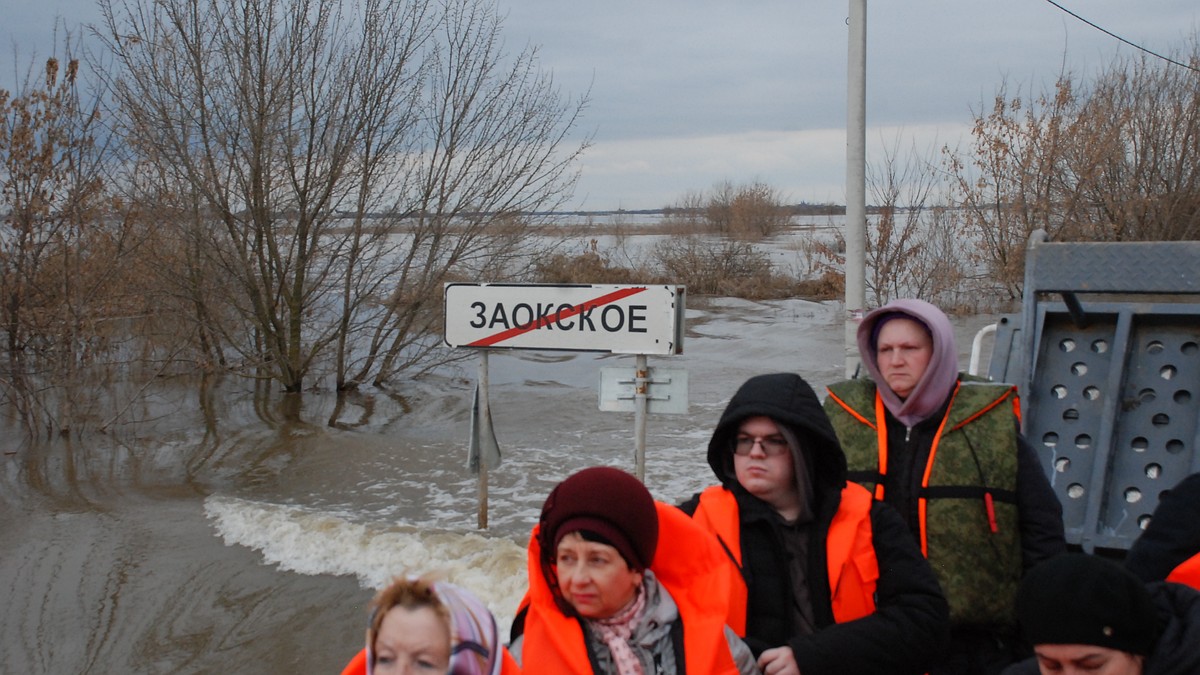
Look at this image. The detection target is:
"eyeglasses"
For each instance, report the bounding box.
[733,435,790,456]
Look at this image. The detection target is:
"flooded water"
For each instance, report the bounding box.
[0,296,1000,673]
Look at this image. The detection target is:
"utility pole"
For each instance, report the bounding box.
[844,0,867,378]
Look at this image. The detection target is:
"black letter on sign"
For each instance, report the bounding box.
[512,303,534,329]
[578,305,596,331]
[488,304,511,329]
[536,303,555,330]
[470,302,487,329]
[628,305,648,333]
[600,305,625,332]
[555,304,575,330]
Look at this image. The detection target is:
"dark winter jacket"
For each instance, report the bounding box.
[1002,581,1200,675]
[1126,472,1200,587]
[679,373,949,675]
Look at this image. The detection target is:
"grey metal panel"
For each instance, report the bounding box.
[1025,239,1200,294]
[1017,297,1200,552]
[1009,231,1200,553]
[986,314,1022,385]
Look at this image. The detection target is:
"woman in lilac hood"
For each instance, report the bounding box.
[823,299,1066,675]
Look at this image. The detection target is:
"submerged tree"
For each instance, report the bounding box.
[0,45,145,437]
[97,0,588,393]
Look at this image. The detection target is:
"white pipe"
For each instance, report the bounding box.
[969,323,998,377]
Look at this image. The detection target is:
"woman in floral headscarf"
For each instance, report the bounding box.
[341,574,518,675]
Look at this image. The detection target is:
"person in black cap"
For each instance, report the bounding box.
[508,466,760,674]
[1003,552,1200,675]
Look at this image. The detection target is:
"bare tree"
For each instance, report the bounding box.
[97,0,588,394]
[0,45,141,437]
[864,135,968,307]
[945,41,1200,299]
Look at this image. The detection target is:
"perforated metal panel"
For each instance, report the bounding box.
[994,231,1200,553]
[1023,305,1200,552]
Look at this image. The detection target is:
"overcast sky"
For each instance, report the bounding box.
[6,0,1199,210]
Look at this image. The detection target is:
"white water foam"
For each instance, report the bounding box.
[203,494,528,631]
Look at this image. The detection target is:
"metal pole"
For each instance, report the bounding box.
[477,350,489,529]
[633,354,648,481]
[844,0,868,378]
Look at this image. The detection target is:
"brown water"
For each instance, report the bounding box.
[0,298,1001,673]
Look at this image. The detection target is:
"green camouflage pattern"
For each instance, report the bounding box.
[825,377,1022,627]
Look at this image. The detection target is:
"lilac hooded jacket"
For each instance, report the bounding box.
[856,299,959,427]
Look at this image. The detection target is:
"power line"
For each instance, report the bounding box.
[1042,0,1200,74]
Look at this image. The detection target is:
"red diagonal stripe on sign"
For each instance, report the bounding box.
[467,286,649,348]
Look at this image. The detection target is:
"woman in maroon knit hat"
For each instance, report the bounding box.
[508,466,759,675]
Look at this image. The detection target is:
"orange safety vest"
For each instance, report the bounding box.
[339,638,521,674]
[519,501,741,674]
[1167,551,1200,591]
[690,483,879,635]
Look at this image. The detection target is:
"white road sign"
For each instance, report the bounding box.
[444,283,685,354]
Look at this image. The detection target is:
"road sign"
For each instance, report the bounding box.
[599,366,689,414]
[444,283,685,354]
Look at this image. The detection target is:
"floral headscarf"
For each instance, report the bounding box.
[367,579,502,675]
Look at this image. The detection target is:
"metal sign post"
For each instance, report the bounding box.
[477,351,489,529]
[599,363,690,480]
[633,354,648,480]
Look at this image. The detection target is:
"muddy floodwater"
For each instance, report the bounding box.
[0,297,999,673]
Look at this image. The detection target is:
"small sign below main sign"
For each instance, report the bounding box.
[599,366,689,414]
[444,283,685,355]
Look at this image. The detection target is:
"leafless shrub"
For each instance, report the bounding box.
[532,239,653,285]
[945,41,1200,299]
[650,235,804,299]
[663,181,791,240]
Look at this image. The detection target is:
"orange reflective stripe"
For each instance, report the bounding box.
[826,388,876,429]
[950,386,1014,431]
[653,503,741,674]
[873,391,889,500]
[694,486,748,635]
[918,383,960,556]
[1167,552,1200,591]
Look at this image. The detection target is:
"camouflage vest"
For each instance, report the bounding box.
[824,376,1022,628]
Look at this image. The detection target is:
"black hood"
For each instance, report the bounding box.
[706,373,848,504]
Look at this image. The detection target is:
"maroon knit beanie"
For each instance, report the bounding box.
[538,466,659,571]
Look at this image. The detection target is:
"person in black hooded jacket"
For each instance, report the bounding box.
[679,373,949,675]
